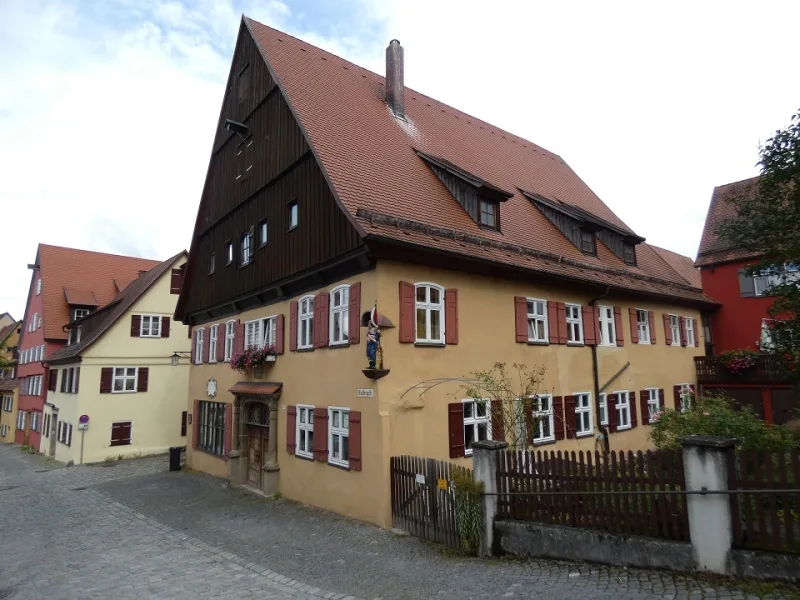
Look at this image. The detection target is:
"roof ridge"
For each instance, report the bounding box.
[647,244,696,288]
[39,243,161,263]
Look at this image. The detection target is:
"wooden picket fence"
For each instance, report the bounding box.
[496,449,689,541]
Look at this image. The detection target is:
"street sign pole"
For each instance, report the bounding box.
[80,429,85,465]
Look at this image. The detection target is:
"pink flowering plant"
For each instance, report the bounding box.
[229,346,276,373]
[718,349,759,374]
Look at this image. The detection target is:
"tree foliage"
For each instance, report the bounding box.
[717,108,800,382]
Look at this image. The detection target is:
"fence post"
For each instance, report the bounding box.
[472,439,508,557]
[678,435,738,575]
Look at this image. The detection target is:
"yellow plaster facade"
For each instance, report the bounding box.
[185,260,702,528]
[0,319,21,443]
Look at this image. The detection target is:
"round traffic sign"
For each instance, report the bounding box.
[79,414,90,424]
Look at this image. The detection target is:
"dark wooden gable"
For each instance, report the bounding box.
[177,22,364,324]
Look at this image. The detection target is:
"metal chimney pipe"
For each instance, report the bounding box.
[385,39,404,118]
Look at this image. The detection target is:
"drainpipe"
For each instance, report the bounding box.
[589,287,611,453]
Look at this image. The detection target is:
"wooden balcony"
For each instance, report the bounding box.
[694,355,789,385]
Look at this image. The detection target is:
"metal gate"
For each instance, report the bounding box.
[390,455,472,550]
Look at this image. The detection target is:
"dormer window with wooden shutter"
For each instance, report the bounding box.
[623,243,636,265]
[579,229,596,256]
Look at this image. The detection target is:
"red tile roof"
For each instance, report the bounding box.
[696,177,762,267]
[242,19,712,305]
[37,245,161,340]
[63,289,99,307]
[228,382,282,396]
[650,246,702,288]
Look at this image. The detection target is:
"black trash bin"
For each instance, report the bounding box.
[169,446,183,472]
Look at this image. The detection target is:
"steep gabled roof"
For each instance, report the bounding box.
[35,245,161,340]
[695,176,761,267]
[47,251,186,364]
[650,246,702,289]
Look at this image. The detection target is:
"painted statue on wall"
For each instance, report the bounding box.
[366,303,383,370]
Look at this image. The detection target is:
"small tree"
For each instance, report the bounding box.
[463,362,547,450]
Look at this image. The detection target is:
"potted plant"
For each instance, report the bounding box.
[717,349,759,374]
[229,346,277,378]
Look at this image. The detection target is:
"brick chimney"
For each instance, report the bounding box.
[385,39,404,118]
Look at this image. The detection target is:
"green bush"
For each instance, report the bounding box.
[452,470,484,555]
[649,394,798,452]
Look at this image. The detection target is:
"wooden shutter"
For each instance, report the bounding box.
[99,368,113,393]
[399,281,415,343]
[161,317,171,338]
[693,318,699,347]
[314,292,329,348]
[217,326,226,362]
[111,422,131,446]
[613,307,624,346]
[48,370,57,392]
[312,407,328,461]
[564,395,576,439]
[582,306,598,346]
[289,301,298,351]
[514,296,528,343]
[286,405,297,455]
[445,289,458,345]
[556,302,568,344]
[678,317,687,346]
[75,367,80,393]
[630,391,638,428]
[629,308,639,344]
[553,396,565,440]
[546,301,558,344]
[639,391,650,426]
[607,394,618,433]
[448,402,465,458]
[193,400,200,449]
[137,367,149,392]
[673,385,682,410]
[190,329,196,363]
[60,370,67,393]
[274,314,285,355]
[663,314,673,345]
[491,400,505,444]
[349,282,361,345]
[181,411,187,436]
[234,320,244,355]
[170,269,183,295]
[738,269,756,298]
[349,411,362,471]
[648,311,657,344]
[202,328,211,363]
[67,424,73,446]
[130,315,141,337]
[224,403,232,457]
[659,389,665,412]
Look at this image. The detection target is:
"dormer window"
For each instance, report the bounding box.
[623,243,636,265]
[580,229,596,255]
[479,200,497,229]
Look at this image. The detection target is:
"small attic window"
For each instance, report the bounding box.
[623,243,636,265]
[479,200,498,230]
[580,229,596,255]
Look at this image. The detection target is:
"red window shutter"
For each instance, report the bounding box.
[630,391,638,428]
[639,390,650,426]
[607,394,618,433]
[629,308,639,344]
[582,306,598,346]
[224,403,232,457]
[673,385,682,410]
[648,311,657,344]
[314,292,329,348]
[161,317,171,338]
[181,411,187,436]
[547,301,558,344]
[130,315,141,337]
[286,405,297,454]
[679,317,687,346]
[202,329,210,363]
[191,329,197,363]
[514,296,528,343]
[193,399,200,449]
[553,396,565,440]
[659,389,665,412]
[217,326,226,362]
[170,269,183,295]
[312,407,329,461]
[556,302,568,344]
[349,410,362,471]
[564,395,576,439]
[274,314,285,355]
[137,367,149,392]
[693,318,699,347]
[445,289,458,345]
[289,301,298,352]
[48,370,57,392]
[99,368,113,394]
[234,320,244,355]
[613,307,624,346]
[491,400,505,444]
[348,282,361,345]
[663,314,673,345]
[448,402,465,458]
[75,367,80,393]
[399,281,415,343]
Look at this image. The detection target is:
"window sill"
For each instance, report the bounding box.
[414,341,445,347]
[295,452,314,461]
[296,347,314,353]
[637,341,651,345]
[576,431,593,438]
[567,341,584,347]
[534,438,556,446]
[209,360,217,364]
[111,391,137,395]
[616,425,632,432]
[328,461,351,472]
[328,342,350,350]
[288,225,298,233]
[527,340,549,346]
[598,343,616,348]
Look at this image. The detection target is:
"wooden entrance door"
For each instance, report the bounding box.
[247,425,262,487]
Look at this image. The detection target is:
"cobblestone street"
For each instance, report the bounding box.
[0,445,793,599]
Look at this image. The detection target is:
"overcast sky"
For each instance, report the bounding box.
[2,0,799,319]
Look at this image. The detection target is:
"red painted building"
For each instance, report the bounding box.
[16,245,159,448]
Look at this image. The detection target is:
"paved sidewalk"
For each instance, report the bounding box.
[0,445,794,599]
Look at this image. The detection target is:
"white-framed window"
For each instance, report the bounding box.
[2,396,12,411]
[112,367,138,393]
[328,407,350,467]
[224,320,236,361]
[566,303,583,344]
[194,328,205,364]
[684,317,695,346]
[31,412,41,433]
[31,313,40,331]
[245,319,262,350]
[574,392,593,437]
[209,324,219,363]
[298,295,314,349]
[69,325,82,345]
[532,394,555,444]
[462,398,491,456]
[614,391,631,430]
[526,299,548,343]
[636,309,650,344]
[598,305,616,346]
[0,425,7,437]
[669,315,681,346]
[415,283,445,344]
[241,231,253,266]
[646,388,660,420]
[259,220,268,247]
[17,410,26,430]
[36,279,41,295]
[678,383,693,413]
[226,241,233,265]
[74,308,89,321]
[329,285,349,346]
[296,404,314,459]
[140,315,161,338]
[36,375,42,396]
[599,393,608,426]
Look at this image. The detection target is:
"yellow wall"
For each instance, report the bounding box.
[45,258,190,463]
[1,321,21,443]
[0,389,18,443]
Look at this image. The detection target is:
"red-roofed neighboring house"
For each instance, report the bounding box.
[175,19,716,527]
[16,245,161,448]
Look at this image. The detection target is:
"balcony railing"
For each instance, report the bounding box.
[694,354,789,385]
